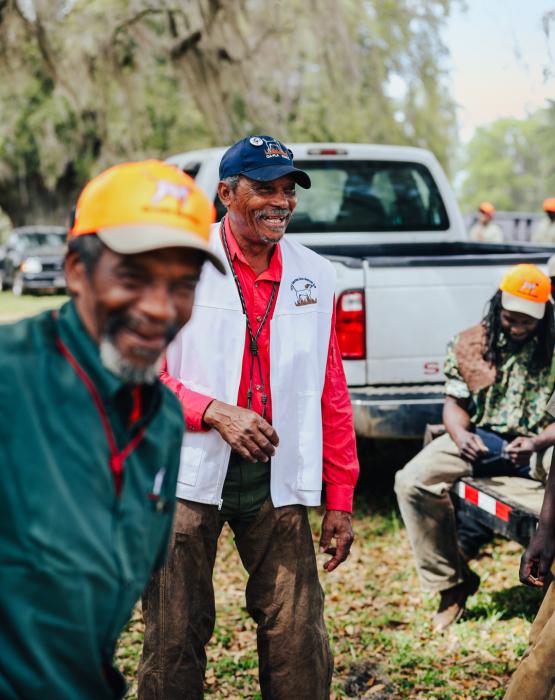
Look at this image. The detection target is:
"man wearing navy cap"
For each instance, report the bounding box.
[138,136,359,699]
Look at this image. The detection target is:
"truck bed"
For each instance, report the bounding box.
[452,476,544,547]
[327,240,555,438]
[312,240,554,265]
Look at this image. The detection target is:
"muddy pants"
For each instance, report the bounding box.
[137,455,332,699]
[504,571,555,700]
[395,431,550,594]
[394,433,471,593]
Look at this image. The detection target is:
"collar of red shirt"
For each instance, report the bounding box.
[223,216,283,282]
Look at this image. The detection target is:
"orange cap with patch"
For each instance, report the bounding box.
[68,160,224,273]
[543,198,555,213]
[499,263,550,320]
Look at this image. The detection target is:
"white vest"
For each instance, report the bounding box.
[166,224,336,507]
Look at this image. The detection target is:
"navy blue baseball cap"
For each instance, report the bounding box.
[219,135,311,189]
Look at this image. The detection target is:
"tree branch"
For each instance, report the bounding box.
[170,29,202,59]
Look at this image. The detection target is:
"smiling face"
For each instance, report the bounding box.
[65,244,203,381]
[218,174,297,247]
[499,308,540,344]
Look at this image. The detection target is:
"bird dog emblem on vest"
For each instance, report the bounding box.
[291,277,317,306]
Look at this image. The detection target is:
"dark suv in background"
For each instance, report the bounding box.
[1,226,67,295]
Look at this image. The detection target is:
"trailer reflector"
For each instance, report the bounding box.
[454,481,512,523]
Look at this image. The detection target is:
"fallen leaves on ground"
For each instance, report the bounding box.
[117,496,541,699]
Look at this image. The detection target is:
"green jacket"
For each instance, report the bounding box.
[0,301,184,699]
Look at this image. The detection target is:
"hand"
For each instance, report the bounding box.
[519,527,555,588]
[203,400,279,463]
[506,436,536,465]
[319,510,354,573]
[453,429,489,462]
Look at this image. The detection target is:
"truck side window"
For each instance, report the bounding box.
[181,163,201,180]
[214,197,227,222]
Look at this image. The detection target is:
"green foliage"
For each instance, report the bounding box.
[459,103,555,213]
[0,0,460,224]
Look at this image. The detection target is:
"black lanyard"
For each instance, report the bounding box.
[219,219,277,419]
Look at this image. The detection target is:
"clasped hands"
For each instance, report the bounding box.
[454,430,536,465]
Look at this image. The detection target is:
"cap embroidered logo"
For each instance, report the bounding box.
[263,138,291,160]
[519,280,540,297]
[151,179,190,208]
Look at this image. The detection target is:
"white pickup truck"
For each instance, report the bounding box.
[168,142,552,442]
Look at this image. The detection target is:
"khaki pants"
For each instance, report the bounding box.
[504,573,555,700]
[137,498,332,700]
[394,433,472,593]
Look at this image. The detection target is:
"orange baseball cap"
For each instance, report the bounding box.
[499,264,551,319]
[543,198,555,213]
[479,202,496,216]
[68,160,225,273]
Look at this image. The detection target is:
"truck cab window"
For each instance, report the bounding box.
[289,160,449,232]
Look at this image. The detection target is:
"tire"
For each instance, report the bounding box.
[12,274,25,296]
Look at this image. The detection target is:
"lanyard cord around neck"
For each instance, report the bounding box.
[219,219,277,419]
[53,313,146,496]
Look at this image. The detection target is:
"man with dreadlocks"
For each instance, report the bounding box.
[395,264,555,632]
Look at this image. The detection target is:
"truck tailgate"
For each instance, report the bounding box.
[363,255,551,386]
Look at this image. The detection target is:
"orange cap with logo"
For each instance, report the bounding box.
[479,201,496,216]
[543,198,555,213]
[68,160,224,273]
[499,263,550,320]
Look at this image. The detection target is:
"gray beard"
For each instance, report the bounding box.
[100,338,162,385]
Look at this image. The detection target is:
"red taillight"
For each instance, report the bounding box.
[307,148,348,155]
[336,290,366,359]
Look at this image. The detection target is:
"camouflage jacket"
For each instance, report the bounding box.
[444,330,555,436]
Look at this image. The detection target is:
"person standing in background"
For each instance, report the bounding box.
[531,198,555,244]
[468,202,504,243]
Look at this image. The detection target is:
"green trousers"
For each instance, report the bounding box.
[220,452,271,537]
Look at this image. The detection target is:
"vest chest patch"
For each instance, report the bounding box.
[290,277,318,306]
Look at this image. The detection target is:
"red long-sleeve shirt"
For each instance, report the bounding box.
[161,218,359,512]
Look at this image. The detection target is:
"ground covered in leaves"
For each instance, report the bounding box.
[117,474,541,699]
[4,294,542,697]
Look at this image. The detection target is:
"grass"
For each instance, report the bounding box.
[5,295,539,699]
[116,493,539,700]
[0,290,67,322]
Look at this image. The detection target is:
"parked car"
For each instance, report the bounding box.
[1,226,67,295]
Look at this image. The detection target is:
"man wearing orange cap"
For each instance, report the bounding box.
[468,201,504,243]
[531,198,555,244]
[395,264,555,632]
[0,160,221,699]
